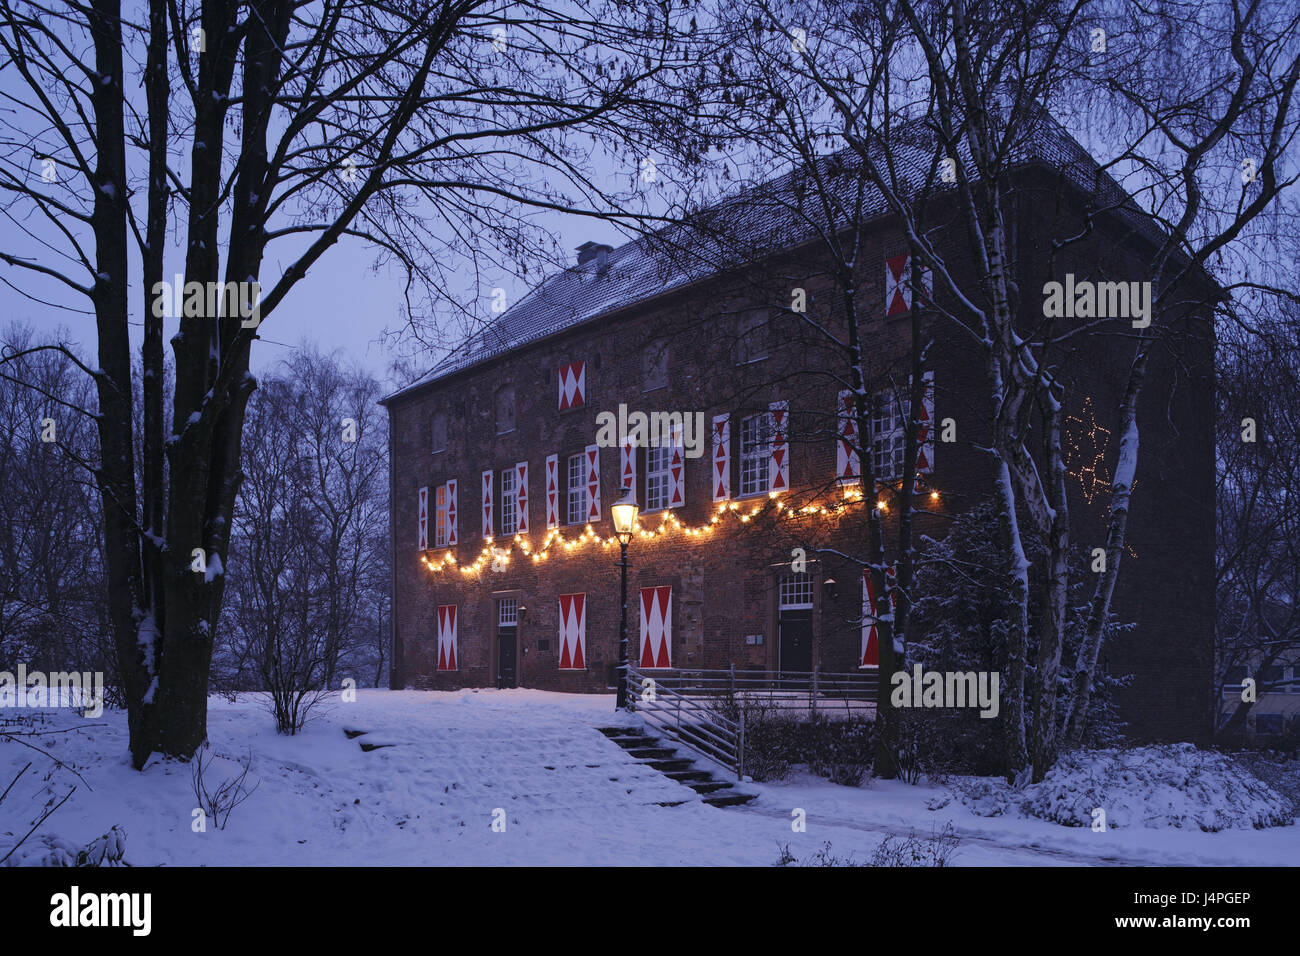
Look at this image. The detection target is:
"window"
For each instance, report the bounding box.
[435,484,447,548]
[871,386,909,481]
[495,385,516,434]
[501,468,518,534]
[1222,666,1247,694]
[499,597,518,626]
[431,412,447,454]
[566,453,587,525]
[740,412,772,496]
[779,573,814,609]
[645,443,672,511]
[642,339,669,391]
[735,310,769,364]
[1261,665,1284,692]
[1291,665,1300,693]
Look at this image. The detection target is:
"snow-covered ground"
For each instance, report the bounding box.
[2,689,1296,866]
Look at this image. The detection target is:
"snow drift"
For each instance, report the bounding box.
[952,744,1294,831]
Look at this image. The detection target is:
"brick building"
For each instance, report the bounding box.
[381,117,1215,743]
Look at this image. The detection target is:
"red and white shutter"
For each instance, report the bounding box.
[515,460,529,533]
[481,469,494,538]
[417,486,429,551]
[769,400,789,494]
[558,593,586,670]
[620,438,637,503]
[437,604,458,671]
[447,478,457,546]
[545,454,559,529]
[885,254,933,317]
[668,422,685,508]
[639,585,672,669]
[435,484,447,547]
[446,479,458,545]
[916,371,935,474]
[860,565,898,668]
[837,390,860,485]
[558,361,586,410]
[712,414,730,501]
[585,443,601,521]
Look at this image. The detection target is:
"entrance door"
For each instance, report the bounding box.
[778,610,813,676]
[778,573,814,683]
[497,597,519,688]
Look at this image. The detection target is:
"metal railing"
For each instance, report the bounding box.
[624,663,881,779]
[625,665,744,778]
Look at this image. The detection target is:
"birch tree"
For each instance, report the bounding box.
[745,0,1299,780]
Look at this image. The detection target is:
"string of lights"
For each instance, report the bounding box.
[420,484,941,577]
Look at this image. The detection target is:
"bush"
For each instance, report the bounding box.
[869,824,961,867]
[774,841,868,867]
[190,744,260,830]
[804,715,875,786]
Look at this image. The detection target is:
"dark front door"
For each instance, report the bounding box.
[778,609,813,680]
[497,625,518,688]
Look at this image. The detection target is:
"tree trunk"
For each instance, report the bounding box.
[1065,342,1148,747]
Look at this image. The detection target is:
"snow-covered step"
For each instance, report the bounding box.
[597,727,757,809]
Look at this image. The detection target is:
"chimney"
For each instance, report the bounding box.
[576,241,614,271]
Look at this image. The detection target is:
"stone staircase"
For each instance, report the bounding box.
[597,727,757,808]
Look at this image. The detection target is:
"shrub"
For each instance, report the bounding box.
[805,715,875,786]
[869,823,961,867]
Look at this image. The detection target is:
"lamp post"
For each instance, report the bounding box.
[611,491,639,710]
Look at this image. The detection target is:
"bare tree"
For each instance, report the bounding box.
[220,347,388,730]
[1214,303,1300,739]
[0,324,110,685]
[0,0,701,765]
[732,0,1299,781]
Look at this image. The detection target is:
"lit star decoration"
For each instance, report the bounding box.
[1065,396,1138,560]
[418,485,915,576]
[1066,396,1112,505]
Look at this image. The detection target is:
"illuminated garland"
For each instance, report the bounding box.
[1065,396,1112,505]
[420,484,940,577]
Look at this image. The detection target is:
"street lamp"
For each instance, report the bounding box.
[611,491,639,710]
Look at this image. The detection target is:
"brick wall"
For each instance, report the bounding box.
[385,175,1215,743]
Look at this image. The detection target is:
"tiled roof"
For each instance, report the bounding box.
[382,107,1161,404]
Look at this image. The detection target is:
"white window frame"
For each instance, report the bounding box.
[871,387,909,481]
[498,597,518,626]
[645,443,672,512]
[566,453,587,525]
[779,573,814,609]
[739,412,771,497]
[501,468,518,534]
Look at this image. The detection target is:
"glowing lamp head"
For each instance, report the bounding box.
[611,492,639,544]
